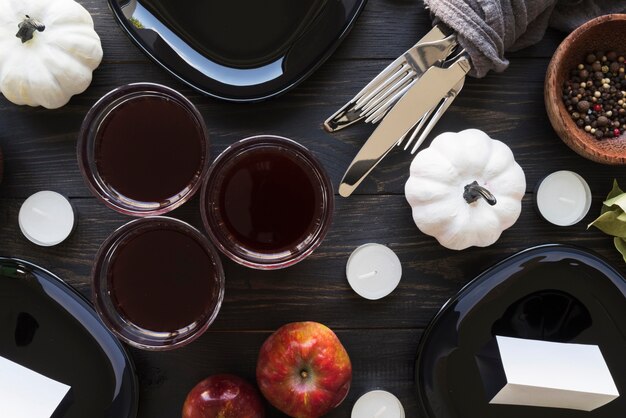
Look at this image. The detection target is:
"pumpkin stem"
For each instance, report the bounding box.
[16,15,45,43]
[463,181,497,206]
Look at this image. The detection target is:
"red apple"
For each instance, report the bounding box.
[256,322,352,418]
[182,374,265,418]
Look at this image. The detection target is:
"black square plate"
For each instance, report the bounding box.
[108,0,367,101]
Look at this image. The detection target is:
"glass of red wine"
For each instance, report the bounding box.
[92,217,225,350]
[77,83,210,216]
[201,135,334,269]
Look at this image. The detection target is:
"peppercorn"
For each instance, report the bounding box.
[562,52,626,140]
[611,62,620,73]
[615,128,622,137]
[577,100,590,112]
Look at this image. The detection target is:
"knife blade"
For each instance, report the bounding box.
[338,55,471,197]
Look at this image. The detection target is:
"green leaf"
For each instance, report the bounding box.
[615,237,626,263]
[602,179,625,214]
[591,180,626,264]
[603,194,626,213]
[588,210,626,237]
[607,179,624,199]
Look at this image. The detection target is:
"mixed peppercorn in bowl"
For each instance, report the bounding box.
[546,14,626,165]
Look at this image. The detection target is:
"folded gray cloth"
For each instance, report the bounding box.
[423,0,626,77]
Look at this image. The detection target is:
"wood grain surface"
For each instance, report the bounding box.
[1,1,626,417]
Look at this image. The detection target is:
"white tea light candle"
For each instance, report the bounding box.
[351,390,405,418]
[19,191,75,246]
[536,171,591,226]
[346,244,402,300]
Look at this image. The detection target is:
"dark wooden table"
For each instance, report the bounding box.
[1,1,625,417]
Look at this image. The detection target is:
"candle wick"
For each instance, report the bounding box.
[358,270,378,280]
[374,405,387,418]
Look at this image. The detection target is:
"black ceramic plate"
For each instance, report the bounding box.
[0,258,138,418]
[107,0,368,102]
[416,245,626,418]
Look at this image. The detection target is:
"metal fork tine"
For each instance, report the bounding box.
[369,81,418,125]
[360,70,415,115]
[355,63,412,110]
[365,81,415,124]
[395,75,464,151]
[408,100,449,154]
[353,61,405,102]
[409,83,463,154]
[401,106,436,149]
[371,107,391,125]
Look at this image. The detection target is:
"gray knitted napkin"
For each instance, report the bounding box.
[423,0,626,77]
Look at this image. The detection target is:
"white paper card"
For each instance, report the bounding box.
[491,336,619,411]
[0,356,71,418]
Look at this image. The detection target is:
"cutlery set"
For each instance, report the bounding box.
[324,25,471,197]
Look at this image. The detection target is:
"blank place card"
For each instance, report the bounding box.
[476,336,619,411]
[0,356,71,418]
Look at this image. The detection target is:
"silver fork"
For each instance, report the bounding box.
[396,76,465,154]
[323,25,457,132]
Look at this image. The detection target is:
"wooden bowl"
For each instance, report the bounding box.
[545,14,626,164]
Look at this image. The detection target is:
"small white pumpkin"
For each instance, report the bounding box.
[405,129,526,250]
[0,0,103,109]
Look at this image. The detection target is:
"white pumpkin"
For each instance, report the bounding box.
[0,0,103,109]
[405,129,526,250]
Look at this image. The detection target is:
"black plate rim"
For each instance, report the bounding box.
[106,0,369,102]
[0,256,139,418]
[414,243,626,418]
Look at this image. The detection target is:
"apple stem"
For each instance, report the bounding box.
[300,370,308,379]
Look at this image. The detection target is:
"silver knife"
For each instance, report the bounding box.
[338,55,471,197]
